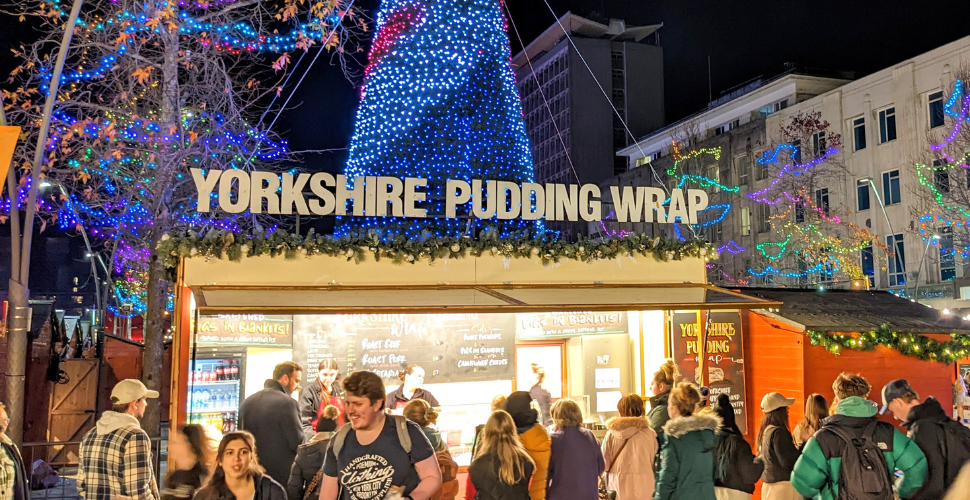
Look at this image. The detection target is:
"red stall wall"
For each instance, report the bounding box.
[744,311,807,445]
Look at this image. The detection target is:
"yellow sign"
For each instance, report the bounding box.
[0,126,20,193]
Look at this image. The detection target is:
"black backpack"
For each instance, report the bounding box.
[940,419,970,485]
[826,421,894,500]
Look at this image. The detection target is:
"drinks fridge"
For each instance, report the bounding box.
[187,352,244,434]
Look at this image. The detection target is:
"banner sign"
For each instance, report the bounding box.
[191,170,710,224]
[196,314,293,346]
[671,310,747,434]
[516,311,628,339]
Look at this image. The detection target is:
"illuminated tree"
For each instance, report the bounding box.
[1,0,362,434]
[336,0,541,238]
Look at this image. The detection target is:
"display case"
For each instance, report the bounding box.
[187,352,245,434]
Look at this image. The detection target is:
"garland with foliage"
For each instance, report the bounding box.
[158,229,715,279]
[808,325,970,364]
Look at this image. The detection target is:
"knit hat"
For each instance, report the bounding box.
[505,391,539,429]
[315,405,340,433]
[714,394,740,434]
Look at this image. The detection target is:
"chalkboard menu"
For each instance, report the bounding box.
[292,313,516,383]
[671,310,747,434]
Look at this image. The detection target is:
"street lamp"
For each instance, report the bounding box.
[914,234,941,302]
[859,177,896,290]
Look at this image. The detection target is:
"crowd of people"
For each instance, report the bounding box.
[0,357,965,500]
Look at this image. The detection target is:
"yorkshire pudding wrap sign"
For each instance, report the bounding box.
[191,170,710,223]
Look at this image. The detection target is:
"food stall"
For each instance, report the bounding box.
[167,240,779,464]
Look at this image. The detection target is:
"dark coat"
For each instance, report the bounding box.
[297,380,344,440]
[653,413,719,500]
[546,427,604,500]
[239,380,304,486]
[713,429,763,494]
[386,386,439,410]
[469,453,535,500]
[903,397,953,500]
[194,474,286,500]
[647,391,671,436]
[286,432,334,500]
[757,424,800,484]
[0,437,29,500]
[160,464,205,500]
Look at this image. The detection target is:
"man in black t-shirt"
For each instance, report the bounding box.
[320,371,440,500]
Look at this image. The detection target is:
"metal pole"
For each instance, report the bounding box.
[914,235,940,303]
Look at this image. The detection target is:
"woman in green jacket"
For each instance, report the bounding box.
[654,382,719,500]
[647,360,679,434]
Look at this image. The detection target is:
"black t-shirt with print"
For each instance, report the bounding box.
[323,416,435,500]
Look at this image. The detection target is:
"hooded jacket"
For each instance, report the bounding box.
[654,413,719,500]
[78,411,159,500]
[903,397,957,500]
[506,391,551,500]
[286,431,335,500]
[602,417,658,500]
[713,395,762,494]
[647,391,671,436]
[791,396,927,500]
[239,380,304,487]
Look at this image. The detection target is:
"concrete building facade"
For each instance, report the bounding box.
[514,13,664,238]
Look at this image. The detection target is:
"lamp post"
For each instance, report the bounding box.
[859,177,896,290]
[914,234,941,302]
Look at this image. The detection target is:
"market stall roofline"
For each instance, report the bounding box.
[188,282,780,315]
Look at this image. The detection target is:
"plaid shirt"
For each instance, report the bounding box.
[77,416,159,500]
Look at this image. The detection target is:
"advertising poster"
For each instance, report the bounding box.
[195,315,293,346]
[671,310,747,434]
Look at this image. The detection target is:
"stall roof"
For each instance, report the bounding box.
[738,287,970,334]
[190,283,779,315]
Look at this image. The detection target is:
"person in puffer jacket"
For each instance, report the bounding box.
[286,406,339,500]
[505,391,551,500]
[602,394,658,500]
[654,382,719,500]
[712,394,762,500]
[791,372,927,500]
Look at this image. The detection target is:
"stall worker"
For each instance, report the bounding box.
[298,359,345,440]
[387,364,440,410]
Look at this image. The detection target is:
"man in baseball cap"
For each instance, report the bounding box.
[77,380,160,500]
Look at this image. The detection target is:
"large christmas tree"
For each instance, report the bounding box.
[337,0,541,238]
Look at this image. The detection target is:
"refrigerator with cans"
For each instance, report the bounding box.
[187,349,245,434]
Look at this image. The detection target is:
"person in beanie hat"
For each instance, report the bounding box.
[78,379,161,500]
[287,405,340,500]
[712,394,762,500]
[505,391,550,500]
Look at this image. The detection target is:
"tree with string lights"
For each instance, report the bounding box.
[1,0,363,435]
[336,0,541,239]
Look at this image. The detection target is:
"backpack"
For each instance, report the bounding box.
[430,448,459,500]
[940,419,970,485]
[332,414,413,457]
[826,421,894,500]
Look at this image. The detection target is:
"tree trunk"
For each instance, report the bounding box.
[4,280,29,444]
[140,239,169,437]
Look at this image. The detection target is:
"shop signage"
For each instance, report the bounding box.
[292,313,515,383]
[516,311,628,339]
[671,310,747,434]
[196,314,293,346]
[191,169,710,224]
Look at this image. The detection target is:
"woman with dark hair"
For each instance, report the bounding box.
[792,394,828,450]
[757,392,800,500]
[647,360,679,435]
[528,364,552,427]
[298,358,345,440]
[387,364,440,411]
[194,431,286,500]
[601,394,658,500]
[161,424,212,500]
[287,406,340,500]
[654,382,719,500]
[469,410,535,500]
[712,394,762,500]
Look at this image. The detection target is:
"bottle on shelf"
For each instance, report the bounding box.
[230,360,239,380]
[216,361,225,381]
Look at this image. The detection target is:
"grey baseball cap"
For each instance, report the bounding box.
[880,379,915,415]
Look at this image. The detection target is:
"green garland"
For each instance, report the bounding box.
[808,325,970,364]
[157,229,715,280]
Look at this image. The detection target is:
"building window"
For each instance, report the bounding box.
[886,234,906,287]
[636,156,649,167]
[794,203,805,223]
[758,204,771,233]
[759,99,789,117]
[756,155,769,180]
[707,164,720,192]
[741,207,751,236]
[933,160,950,193]
[791,140,802,164]
[882,170,901,205]
[940,227,955,282]
[861,245,875,287]
[929,91,945,129]
[651,151,662,161]
[879,107,897,143]
[857,179,870,211]
[714,119,740,136]
[815,188,830,216]
[812,131,827,157]
[853,117,867,151]
[736,156,749,186]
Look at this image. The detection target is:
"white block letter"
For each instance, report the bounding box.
[191,168,221,213]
